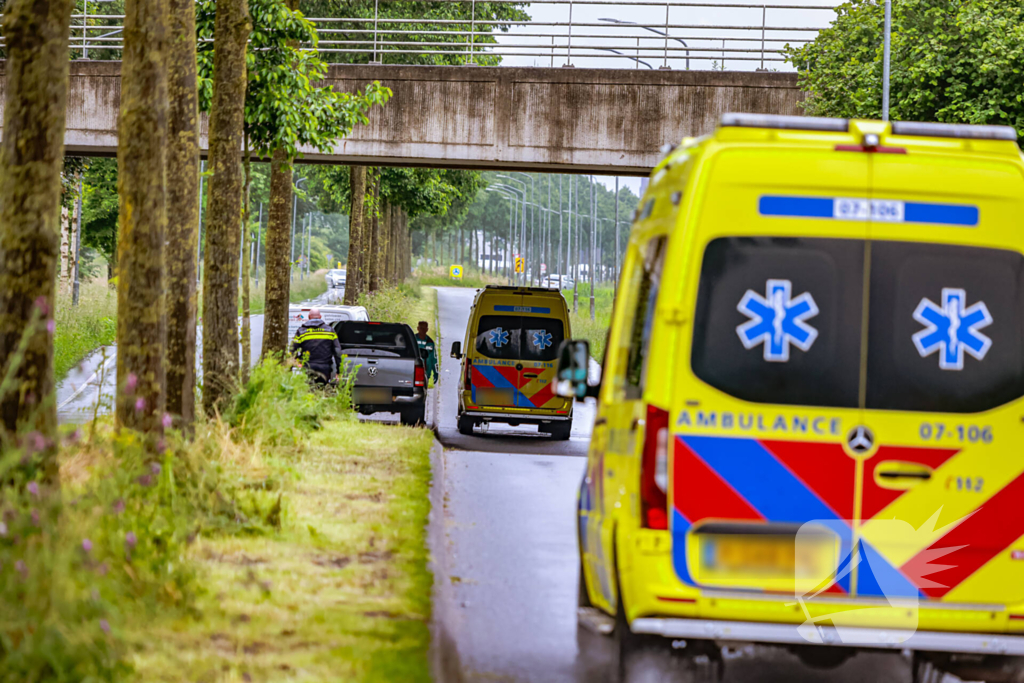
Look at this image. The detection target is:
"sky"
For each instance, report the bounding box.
[491,0,839,72]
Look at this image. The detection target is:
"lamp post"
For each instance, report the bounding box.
[512,172,536,285]
[882,0,891,121]
[497,175,529,284]
[599,17,690,70]
[486,187,518,282]
[589,175,596,321]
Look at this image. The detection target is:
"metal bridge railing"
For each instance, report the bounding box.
[22,0,838,71]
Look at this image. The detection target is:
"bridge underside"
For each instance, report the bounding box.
[9,61,805,175]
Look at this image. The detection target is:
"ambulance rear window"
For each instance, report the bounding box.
[691,237,865,408]
[866,241,1024,413]
[475,315,564,362]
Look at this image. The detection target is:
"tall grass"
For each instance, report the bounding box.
[54,281,117,380]
[358,282,422,325]
[564,282,615,361]
[414,265,504,288]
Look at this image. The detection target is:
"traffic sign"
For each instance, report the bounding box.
[450,265,463,279]
[514,257,525,273]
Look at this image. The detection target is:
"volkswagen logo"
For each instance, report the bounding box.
[367,367,378,377]
[846,425,874,453]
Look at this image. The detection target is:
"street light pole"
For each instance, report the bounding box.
[614,176,620,289]
[882,0,891,121]
[589,175,596,321]
[290,176,306,280]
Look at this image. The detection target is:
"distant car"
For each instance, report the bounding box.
[541,274,574,290]
[326,268,346,289]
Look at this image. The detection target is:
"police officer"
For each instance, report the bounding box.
[415,321,438,384]
[290,308,343,386]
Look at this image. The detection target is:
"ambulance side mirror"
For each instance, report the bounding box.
[556,339,598,400]
[450,341,463,360]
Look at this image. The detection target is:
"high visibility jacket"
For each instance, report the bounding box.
[290,319,342,379]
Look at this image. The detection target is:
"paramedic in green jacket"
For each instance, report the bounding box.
[415,321,438,384]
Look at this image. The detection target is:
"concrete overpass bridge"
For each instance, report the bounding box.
[3,60,803,175]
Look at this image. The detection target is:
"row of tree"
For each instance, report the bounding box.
[0,0,388,467]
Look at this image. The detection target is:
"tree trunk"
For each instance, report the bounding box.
[367,169,379,292]
[0,0,74,461]
[378,199,391,287]
[201,0,248,414]
[343,165,366,305]
[116,0,170,433]
[260,149,292,357]
[165,0,200,427]
[240,133,252,383]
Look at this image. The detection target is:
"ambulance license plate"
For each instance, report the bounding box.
[702,535,796,577]
[477,388,515,406]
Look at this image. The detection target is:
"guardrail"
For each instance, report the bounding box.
[45,0,838,71]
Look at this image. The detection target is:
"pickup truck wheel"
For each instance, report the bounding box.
[457,413,475,435]
[401,405,426,426]
[549,420,572,440]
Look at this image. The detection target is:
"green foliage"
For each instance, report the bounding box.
[301,0,529,66]
[564,282,614,361]
[785,0,1024,132]
[80,158,119,273]
[196,0,392,159]
[358,283,423,325]
[225,358,354,445]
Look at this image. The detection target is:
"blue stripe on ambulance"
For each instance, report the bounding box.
[758,195,979,226]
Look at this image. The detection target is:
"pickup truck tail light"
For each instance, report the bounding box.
[414,365,426,388]
[640,403,670,530]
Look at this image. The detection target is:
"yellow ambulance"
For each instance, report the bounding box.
[559,114,1024,682]
[451,285,574,439]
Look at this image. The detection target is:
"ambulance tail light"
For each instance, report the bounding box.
[640,404,670,530]
[464,358,472,386]
[414,365,426,388]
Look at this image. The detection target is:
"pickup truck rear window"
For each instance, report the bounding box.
[335,322,417,359]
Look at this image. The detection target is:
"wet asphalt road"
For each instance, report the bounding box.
[430,286,941,683]
[56,314,267,424]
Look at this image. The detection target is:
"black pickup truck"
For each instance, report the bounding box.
[334,321,427,426]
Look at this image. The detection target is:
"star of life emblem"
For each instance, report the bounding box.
[912,288,992,371]
[736,279,820,362]
[488,327,510,348]
[532,330,553,350]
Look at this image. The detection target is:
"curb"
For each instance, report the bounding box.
[427,438,462,682]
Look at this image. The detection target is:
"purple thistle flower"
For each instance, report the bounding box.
[46,319,55,335]
[26,481,39,497]
[32,432,46,452]
[81,538,93,554]
[156,438,167,453]
[125,531,137,550]
[30,510,40,526]
[15,560,27,579]
[135,397,146,413]
[136,474,152,487]
[150,462,162,475]
[0,521,6,536]
[125,373,138,395]
[162,413,173,430]
[34,296,49,315]
[112,499,125,514]
[66,429,81,445]
[97,562,108,576]
[100,619,110,633]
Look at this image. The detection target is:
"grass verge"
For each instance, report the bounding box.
[414,266,503,289]
[131,419,435,682]
[564,283,614,361]
[54,281,117,380]
[4,357,437,682]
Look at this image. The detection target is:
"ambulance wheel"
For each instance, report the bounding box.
[457,413,475,435]
[615,590,722,683]
[549,420,572,440]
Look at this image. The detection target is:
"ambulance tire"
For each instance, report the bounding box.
[615,590,722,683]
[549,420,572,440]
[457,413,475,435]
[911,656,943,683]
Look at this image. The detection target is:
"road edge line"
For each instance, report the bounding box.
[427,437,463,682]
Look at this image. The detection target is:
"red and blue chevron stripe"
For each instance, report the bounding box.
[671,435,924,598]
[470,364,554,408]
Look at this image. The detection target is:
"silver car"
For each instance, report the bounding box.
[325,268,346,289]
